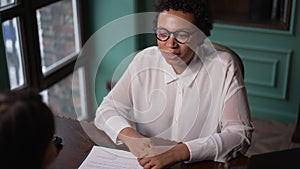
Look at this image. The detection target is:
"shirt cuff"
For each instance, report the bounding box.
[183,136,216,162]
[101,116,132,144]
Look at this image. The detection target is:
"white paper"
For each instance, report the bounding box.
[78,145,143,169]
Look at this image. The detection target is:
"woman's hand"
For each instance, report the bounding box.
[124,136,154,157]
[118,128,190,168]
[118,128,178,157]
[137,143,190,169]
[118,127,153,157]
[118,128,175,158]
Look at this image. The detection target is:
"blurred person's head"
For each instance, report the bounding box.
[0,89,58,169]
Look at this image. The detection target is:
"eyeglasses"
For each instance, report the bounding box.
[154,28,197,44]
[53,135,63,149]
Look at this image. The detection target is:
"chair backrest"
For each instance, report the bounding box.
[210,42,245,79]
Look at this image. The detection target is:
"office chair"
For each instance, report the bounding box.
[210,42,245,79]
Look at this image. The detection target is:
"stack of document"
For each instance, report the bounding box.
[78,146,143,169]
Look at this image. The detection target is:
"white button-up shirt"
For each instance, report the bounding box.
[95,44,254,162]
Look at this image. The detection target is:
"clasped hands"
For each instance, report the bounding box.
[118,128,189,169]
[126,136,177,158]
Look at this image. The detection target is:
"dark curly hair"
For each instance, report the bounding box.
[153,0,213,37]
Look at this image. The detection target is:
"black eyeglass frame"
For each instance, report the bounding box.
[154,28,197,44]
[53,135,63,149]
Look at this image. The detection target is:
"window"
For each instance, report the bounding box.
[0,0,15,8]
[2,18,24,89]
[37,0,81,74]
[41,68,88,120]
[0,0,87,120]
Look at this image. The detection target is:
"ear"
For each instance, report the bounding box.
[193,31,206,46]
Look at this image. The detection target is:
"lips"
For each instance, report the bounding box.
[162,51,179,60]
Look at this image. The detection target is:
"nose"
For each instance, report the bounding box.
[166,34,178,48]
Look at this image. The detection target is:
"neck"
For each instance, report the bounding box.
[172,64,186,74]
[173,55,195,74]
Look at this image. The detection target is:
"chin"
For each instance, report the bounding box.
[164,57,179,66]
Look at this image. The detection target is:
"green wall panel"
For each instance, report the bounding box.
[82,0,136,106]
[229,45,291,100]
[210,1,300,123]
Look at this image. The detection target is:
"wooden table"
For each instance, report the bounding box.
[48,117,249,169]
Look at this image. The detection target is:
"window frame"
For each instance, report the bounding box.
[0,0,84,92]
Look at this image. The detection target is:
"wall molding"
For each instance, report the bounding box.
[243,57,278,87]
[222,43,292,100]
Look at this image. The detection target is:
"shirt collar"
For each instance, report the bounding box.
[177,55,202,87]
[163,58,178,84]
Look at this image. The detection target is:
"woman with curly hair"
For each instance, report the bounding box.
[95,0,253,168]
